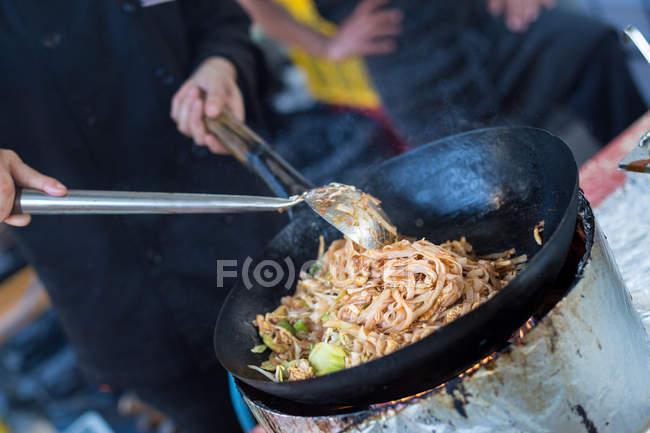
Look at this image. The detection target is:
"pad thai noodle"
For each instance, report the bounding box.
[250,235,527,382]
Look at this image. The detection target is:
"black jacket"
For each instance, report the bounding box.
[0,0,286,386]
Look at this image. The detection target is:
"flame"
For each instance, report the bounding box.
[367,316,537,409]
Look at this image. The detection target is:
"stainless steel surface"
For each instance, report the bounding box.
[623,25,650,64]
[303,183,398,250]
[619,131,650,173]
[243,222,650,433]
[15,189,301,214]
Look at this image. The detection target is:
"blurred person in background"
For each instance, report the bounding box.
[0,0,284,432]
[239,0,646,154]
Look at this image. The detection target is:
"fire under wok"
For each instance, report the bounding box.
[214,126,579,405]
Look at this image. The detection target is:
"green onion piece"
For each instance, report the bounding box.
[275,365,287,382]
[309,343,314,352]
[308,342,346,375]
[260,360,276,371]
[251,344,267,353]
[321,313,330,322]
[278,320,296,336]
[272,305,287,316]
[283,360,298,369]
[294,319,309,333]
[309,262,321,276]
[262,334,283,352]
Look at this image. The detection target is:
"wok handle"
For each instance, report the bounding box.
[203,108,314,197]
[12,189,302,215]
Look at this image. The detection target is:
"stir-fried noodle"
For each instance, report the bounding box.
[250,236,527,382]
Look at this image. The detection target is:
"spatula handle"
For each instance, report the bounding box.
[12,189,301,215]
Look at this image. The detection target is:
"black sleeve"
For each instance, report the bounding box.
[179,0,267,124]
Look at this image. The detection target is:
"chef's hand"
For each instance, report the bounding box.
[326,0,402,62]
[487,0,555,33]
[171,56,244,154]
[0,149,67,227]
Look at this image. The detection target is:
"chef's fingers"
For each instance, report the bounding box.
[4,214,31,227]
[227,84,245,123]
[521,0,540,28]
[203,86,228,119]
[203,84,240,155]
[189,99,207,146]
[0,150,66,226]
[176,87,199,136]
[204,134,229,155]
[506,0,525,32]
[4,151,67,196]
[0,169,16,223]
[487,0,506,15]
[171,80,193,120]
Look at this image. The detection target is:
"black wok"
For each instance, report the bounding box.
[215,126,578,405]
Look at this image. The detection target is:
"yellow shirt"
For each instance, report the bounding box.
[273,0,381,109]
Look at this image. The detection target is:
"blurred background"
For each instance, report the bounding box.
[0,0,648,432]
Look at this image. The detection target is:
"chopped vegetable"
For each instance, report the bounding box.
[294,319,309,333]
[278,319,296,336]
[308,342,346,375]
[251,344,267,353]
[284,360,297,368]
[272,305,287,316]
[262,334,283,352]
[275,365,287,382]
[321,313,330,322]
[248,365,278,381]
[533,220,545,246]
[309,343,314,351]
[309,261,321,276]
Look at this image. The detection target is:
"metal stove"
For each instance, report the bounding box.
[236,195,650,433]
